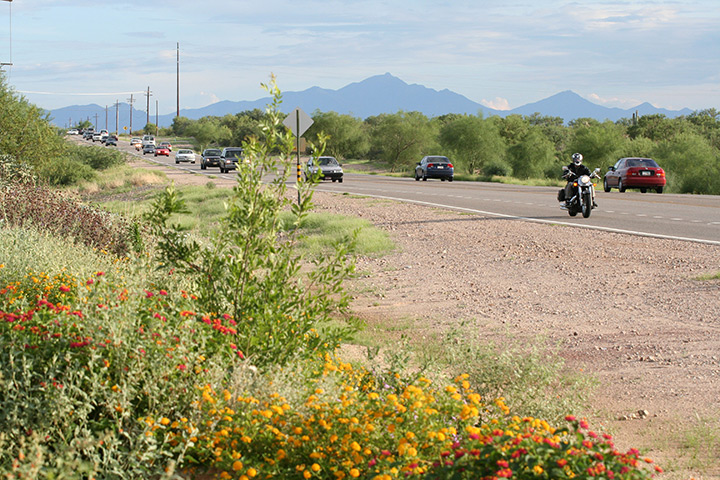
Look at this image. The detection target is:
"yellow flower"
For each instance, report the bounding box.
[247,467,257,477]
[304,471,312,479]
[233,460,244,471]
[349,468,360,478]
[533,465,544,475]
[160,417,170,426]
[311,463,321,472]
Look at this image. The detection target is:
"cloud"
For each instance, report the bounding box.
[587,93,640,108]
[200,91,220,104]
[481,97,510,111]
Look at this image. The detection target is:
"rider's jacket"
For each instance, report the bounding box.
[563,163,591,179]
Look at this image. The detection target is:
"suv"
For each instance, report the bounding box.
[105,135,118,146]
[83,129,95,140]
[219,147,244,173]
[200,148,222,170]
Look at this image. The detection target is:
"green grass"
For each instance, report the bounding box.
[0,225,118,284]
[286,211,395,257]
[696,271,720,280]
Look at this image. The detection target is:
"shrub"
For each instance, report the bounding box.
[144,76,359,369]
[34,155,95,186]
[0,181,134,256]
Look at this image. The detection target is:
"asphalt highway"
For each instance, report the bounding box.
[119,140,720,246]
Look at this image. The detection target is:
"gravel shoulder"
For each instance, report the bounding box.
[128,155,720,479]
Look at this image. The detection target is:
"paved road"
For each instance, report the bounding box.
[118,140,720,246]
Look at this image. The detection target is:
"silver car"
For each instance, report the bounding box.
[175,149,196,164]
[305,156,343,182]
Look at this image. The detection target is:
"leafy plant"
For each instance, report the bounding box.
[144,76,359,368]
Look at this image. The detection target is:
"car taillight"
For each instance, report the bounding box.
[447,163,453,168]
[657,169,665,177]
[428,163,434,168]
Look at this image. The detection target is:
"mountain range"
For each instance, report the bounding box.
[49,73,695,130]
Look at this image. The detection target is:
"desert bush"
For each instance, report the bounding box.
[1,181,134,256]
[144,77,359,369]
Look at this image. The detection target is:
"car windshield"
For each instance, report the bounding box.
[178,150,192,154]
[427,156,449,163]
[225,150,242,158]
[318,157,338,166]
[205,150,221,156]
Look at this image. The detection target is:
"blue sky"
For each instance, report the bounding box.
[1,0,718,114]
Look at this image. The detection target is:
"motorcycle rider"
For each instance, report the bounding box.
[560,153,593,206]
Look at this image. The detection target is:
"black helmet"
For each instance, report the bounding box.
[572,153,583,165]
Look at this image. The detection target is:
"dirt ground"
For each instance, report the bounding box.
[128,156,720,479]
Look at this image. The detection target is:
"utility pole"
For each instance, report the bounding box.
[127,93,134,135]
[105,105,108,130]
[93,113,98,130]
[144,86,152,126]
[176,42,180,118]
[155,100,159,136]
[115,99,119,136]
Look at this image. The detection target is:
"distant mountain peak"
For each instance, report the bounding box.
[47,74,695,128]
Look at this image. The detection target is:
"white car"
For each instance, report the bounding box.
[175,149,196,164]
[66,129,79,135]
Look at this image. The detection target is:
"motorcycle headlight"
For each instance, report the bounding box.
[580,175,591,183]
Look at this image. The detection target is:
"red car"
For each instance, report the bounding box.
[154,145,170,157]
[603,157,666,194]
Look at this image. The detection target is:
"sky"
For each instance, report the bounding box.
[1,0,718,115]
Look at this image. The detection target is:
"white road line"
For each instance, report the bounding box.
[318,189,720,247]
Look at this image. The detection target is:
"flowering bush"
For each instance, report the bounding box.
[154,357,660,480]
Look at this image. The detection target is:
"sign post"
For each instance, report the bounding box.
[282,107,313,204]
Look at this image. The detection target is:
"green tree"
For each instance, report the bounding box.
[652,132,720,194]
[306,111,369,160]
[439,115,506,174]
[0,72,65,167]
[369,111,438,172]
[507,128,556,179]
[143,123,157,135]
[566,120,625,171]
[171,116,194,136]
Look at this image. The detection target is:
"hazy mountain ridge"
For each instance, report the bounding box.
[49,73,694,129]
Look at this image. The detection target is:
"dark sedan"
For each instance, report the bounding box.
[415,155,454,181]
[603,157,666,193]
[201,148,222,170]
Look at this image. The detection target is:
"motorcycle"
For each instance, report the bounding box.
[559,167,601,218]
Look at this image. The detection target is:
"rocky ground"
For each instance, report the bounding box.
[127,155,720,479]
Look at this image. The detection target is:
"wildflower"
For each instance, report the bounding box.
[232,460,244,471]
[159,290,168,295]
[59,285,71,293]
[349,469,360,478]
[246,467,257,477]
[311,464,321,472]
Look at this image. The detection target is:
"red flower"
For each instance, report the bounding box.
[497,460,509,468]
[565,415,576,422]
[86,279,94,285]
[557,459,567,467]
[59,285,71,293]
[159,290,168,296]
[177,364,187,371]
[96,271,105,276]
[145,290,154,298]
